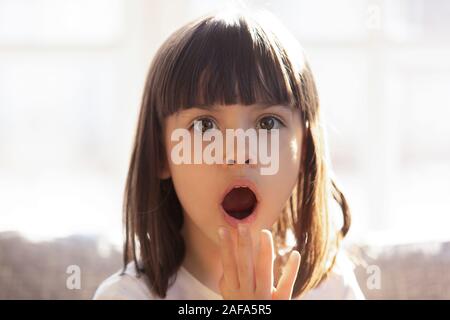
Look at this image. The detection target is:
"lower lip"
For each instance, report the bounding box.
[220,203,259,228]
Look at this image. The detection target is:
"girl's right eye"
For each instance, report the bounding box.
[190,117,218,133]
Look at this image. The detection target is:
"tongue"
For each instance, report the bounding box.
[221,187,257,219]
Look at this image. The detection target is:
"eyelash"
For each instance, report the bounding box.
[188,116,219,132]
[188,114,286,132]
[256,114,286,130]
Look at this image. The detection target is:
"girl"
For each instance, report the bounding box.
[94,10,364,300]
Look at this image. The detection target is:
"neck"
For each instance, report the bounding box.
[181,215,224,295]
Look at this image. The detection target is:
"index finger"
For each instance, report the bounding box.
[218,227,239,292]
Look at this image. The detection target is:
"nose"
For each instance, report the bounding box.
[224,158,254,177]
[226,158,252,165]
[223,132,258,168]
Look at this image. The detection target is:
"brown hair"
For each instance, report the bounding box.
[122,11,351,299]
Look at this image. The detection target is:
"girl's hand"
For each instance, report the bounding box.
[218,224,301,300]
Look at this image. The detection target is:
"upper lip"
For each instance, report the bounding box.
[220,178,261,206]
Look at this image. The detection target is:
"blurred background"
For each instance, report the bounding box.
[1,0,449,299]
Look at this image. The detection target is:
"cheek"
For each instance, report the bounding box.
[279,131,302,176]
[169,164,206,199]
[163,122,217,224]
[256,131,302,227]
[165,136,215,203]
[168,163,219,220]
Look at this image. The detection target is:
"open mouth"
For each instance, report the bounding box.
[221,186,258,220]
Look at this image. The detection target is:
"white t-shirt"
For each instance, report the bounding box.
[93,251,365,300]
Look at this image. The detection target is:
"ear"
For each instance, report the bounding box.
[158,165,171,180]
[299,131,308,174]
[159,155,171,179]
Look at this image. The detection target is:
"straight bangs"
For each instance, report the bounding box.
[152,14,305,121]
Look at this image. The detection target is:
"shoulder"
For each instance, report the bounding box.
[92,262,156,300]
[298,250,365,300]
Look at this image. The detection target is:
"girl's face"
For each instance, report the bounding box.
[163,104,303,244]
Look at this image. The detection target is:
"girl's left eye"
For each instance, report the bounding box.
[256,116,285,131]
[191,117,218,133]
